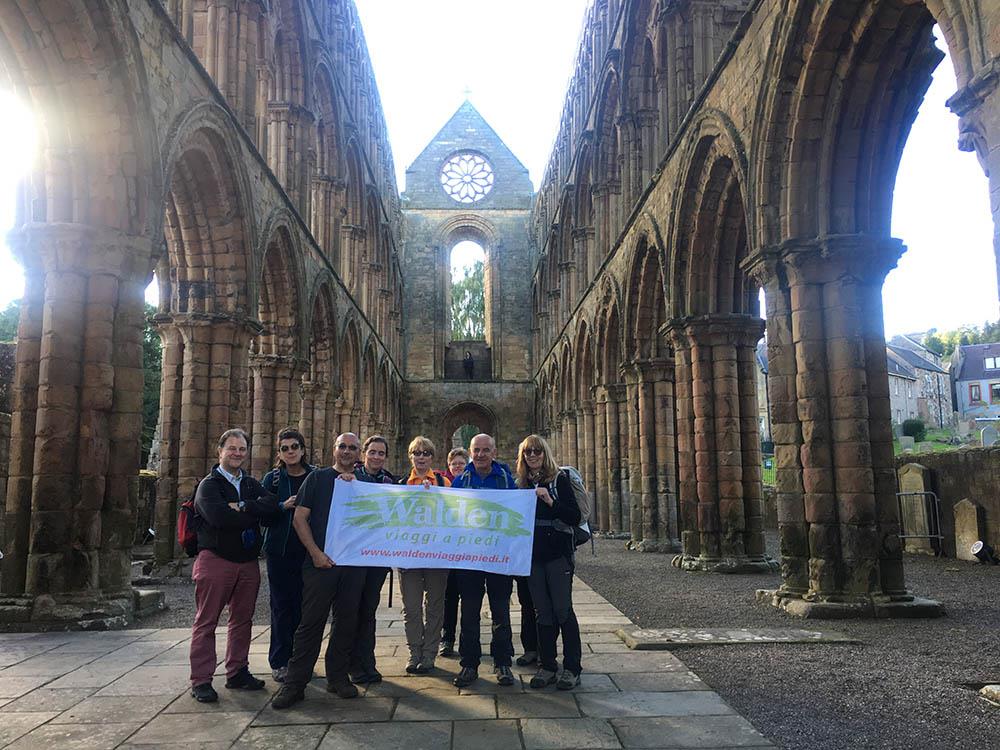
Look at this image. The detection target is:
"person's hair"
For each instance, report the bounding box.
[274,427,307,469]
[217,428,249,452]
[447,447,469,463]
[515,434,559,488]
[363,435,389,452]
[408,435,435,457]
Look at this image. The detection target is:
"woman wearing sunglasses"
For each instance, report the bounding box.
[514,434,582,690]
[397,435,451,673]
[261,428,314,683]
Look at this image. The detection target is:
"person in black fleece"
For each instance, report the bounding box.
[189,428,280,703]
[514,434,583,690]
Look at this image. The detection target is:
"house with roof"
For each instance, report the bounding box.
[887,336,951,428]
[951,342,1000,419]
[886,349,920,426]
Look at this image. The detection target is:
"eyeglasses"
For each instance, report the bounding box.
[410,450,433,457]
[337,443,360,451]
[523,447,544,456]
[279,443,301,452]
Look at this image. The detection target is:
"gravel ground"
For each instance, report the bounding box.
[574,533,1000,750]
[136,536,1000,750]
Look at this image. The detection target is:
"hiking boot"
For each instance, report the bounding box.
[326,681,359,699]
[515,650,538,667]
[439,640,455,657]
[350,671,383,685]
[529,668,558,689]
[271,685,304,710]
[271,667,287,683]
[556,671,581,690]
[191,682,218,703]
[405,656,421,674]
[415,659,434,674]
[225,667,265,690]
[494,665,515,686]
[452,667,478,687]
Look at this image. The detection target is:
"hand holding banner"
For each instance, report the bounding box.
[324,479,536,576]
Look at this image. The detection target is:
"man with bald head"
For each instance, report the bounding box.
[449,433,519,688]
[272,433,367,710]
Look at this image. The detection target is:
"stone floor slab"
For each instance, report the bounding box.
[393,690,497,721]
[45,664,135,689]
[127,710,256,744]
[252,690,395,726]
[583,653,688,674]
[0,712,60,746]
[497,691,582,718]
[0,674,56,698]
[318,720,452,750]
[363,674,455,696]
[609,673,710,692]
[231,724,329,750]
[163,685,273,712]
[94,665,191,696]
[0,653,101,676]
[50,693,176,724]
[521,717,621,749]
[618,628,860,650]
[453,719,522,750]
[610,715,775,748]
[578,691,735,719]
[0,687,93,712]
[4,721,143,750]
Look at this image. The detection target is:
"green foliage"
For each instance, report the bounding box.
[923,320,1000,358]
[451,260,485,340]
[453,423,479,451]
[0,300,19,342]
[142,303,162,465]
[902,418,926,443]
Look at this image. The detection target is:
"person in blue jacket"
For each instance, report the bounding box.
[261,428,314,683]
[449,433,518,688]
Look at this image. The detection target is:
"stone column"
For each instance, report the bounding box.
[562,410,578,469]
[250,354,305,477]
[667,315,769,572]
[265,103,315,214]
[605,383,627,533]
[1,224,152,628]
[647,359,679,549]
[200,0,263,133]
[579,401,596,522]
[745,236,942,617]
[622,370,643,542]
[550,413,563,459]
[299,379,331,466]
[559,261,577,320]
[572,227,595,294]
[310,176,344,262]
[592,387,610,531]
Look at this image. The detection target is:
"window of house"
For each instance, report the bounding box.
[986,357,998,370]
[894,379,899,396]
[970,383,982,402]
[906,381,912,398]
[991,383,1000,404]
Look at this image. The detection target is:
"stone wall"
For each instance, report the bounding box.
[894,449,1000,557]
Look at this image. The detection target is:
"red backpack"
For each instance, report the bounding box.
[176,485,201,557]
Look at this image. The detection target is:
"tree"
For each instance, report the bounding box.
[0,300,19,342]
[921,320,1000,358]
[451,260,485,339]
[142,304,162,465]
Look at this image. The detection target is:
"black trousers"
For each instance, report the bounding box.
[284,563,365,689]
[349,566,388,676]
[266,548,305,669]
[455,569,513,669]
[528,555,581,675]
[515,575,538,653]
[441,571,460,643]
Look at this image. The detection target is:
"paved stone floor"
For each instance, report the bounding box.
[0,580,773,749]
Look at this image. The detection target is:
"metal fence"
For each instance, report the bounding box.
[761,455,776,486]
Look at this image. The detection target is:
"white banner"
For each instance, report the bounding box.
[324,479,537,576]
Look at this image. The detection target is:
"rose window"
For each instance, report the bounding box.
[440,153,495,203]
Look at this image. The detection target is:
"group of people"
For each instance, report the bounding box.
[187,426,584,707]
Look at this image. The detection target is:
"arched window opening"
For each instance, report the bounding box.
[451,423,480,450]
[449,240,486,341]
[0,90,36,323]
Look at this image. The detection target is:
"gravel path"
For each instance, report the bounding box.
[137,536,999,749]
[574,534,1000,750]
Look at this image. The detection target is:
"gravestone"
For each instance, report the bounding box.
[953,498,985,562]
[892,423,903,439]
[897,463,934,554]
[916,442,934,453]
[981,425,998,447]
[899,436,915,451]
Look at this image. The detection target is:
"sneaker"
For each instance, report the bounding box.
[556,671,581,690]
[515,650,538,667]
[225,667,265,690]
[405,656,421,674]
[415,660,434,674]
[529,668,558,689]
[190,682,218,703]
[494,665,515,686]
[350,671,383,685]
[439,640,455,657]
[271,667,287,683]
[452,667,478,687]
[326,681,359,699]
[271,685,304,710]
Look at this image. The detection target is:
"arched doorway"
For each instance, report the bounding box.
[440,401,499,457]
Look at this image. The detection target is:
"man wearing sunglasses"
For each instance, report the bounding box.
[449,433,518,688]
[272,433,366,710]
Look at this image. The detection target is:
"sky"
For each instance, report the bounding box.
[0,7,996,338]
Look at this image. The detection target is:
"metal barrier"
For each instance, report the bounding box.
[895,490,945,555]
